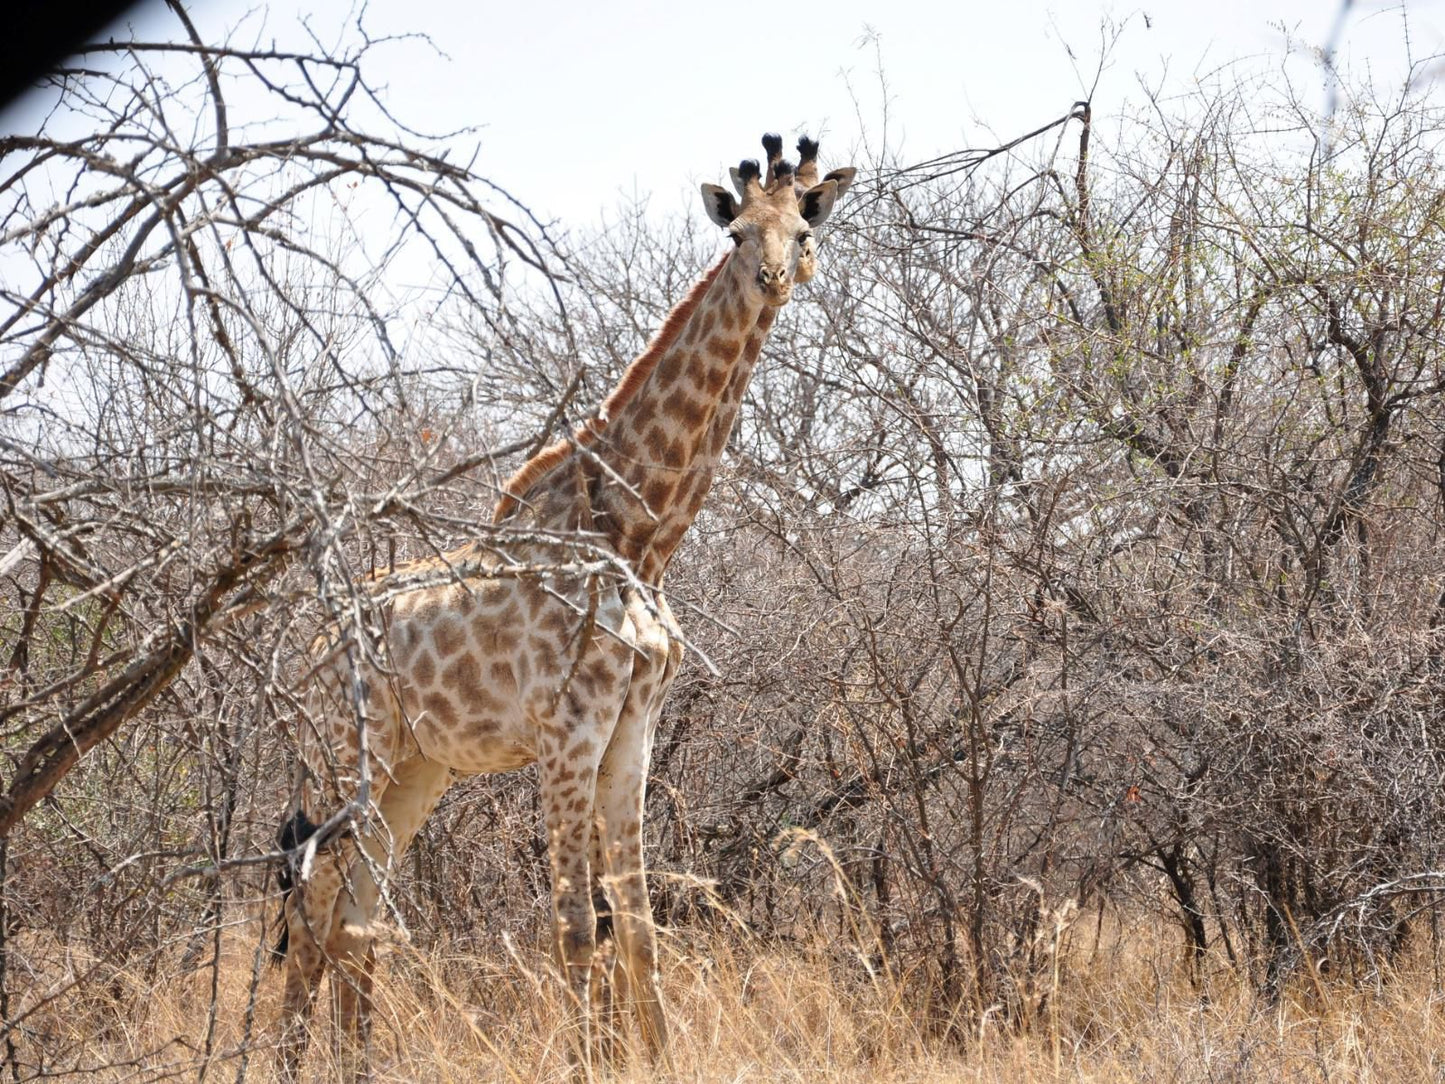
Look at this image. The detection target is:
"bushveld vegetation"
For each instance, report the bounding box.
[5,5,1445,1081]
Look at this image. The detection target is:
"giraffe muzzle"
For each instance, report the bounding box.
[757,265,791,304]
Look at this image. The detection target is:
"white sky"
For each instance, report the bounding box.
[5,1,1444,230]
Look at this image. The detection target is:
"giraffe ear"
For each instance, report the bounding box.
[701,183,739,227]
[823,167,857,198]
[729,166,747,198]
[798,178,840,227]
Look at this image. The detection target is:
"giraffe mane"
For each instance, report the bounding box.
[493,253,731,522]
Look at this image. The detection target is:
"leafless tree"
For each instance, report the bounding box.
[0,6,572,1075]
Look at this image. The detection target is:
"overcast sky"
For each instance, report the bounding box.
[5,1,1443,230]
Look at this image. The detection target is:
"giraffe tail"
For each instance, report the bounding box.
[270,808,320,966]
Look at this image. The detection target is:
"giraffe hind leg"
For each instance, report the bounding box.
[329,938,376,1083]
[278,855,344,1081]
[327,756,453,1076]
[273,808,321,964]
[596,813,669,1058]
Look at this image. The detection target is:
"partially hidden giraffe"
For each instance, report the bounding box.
[275,134,856,1077]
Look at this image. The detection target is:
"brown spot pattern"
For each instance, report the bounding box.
[421,692,458,729]
[707,335,740,360]
[432,617,465,659]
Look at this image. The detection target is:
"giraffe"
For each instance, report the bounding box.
[274,133,856,1078]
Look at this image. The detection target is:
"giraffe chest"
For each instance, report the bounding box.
[620,588,682,710]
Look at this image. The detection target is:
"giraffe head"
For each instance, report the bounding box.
[701,133,856,307]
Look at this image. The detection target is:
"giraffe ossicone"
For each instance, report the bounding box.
[275,132,856,1079]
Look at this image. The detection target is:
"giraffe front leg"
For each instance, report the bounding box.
[540,737,605,1073]
[589,850,622,1067]
[595,759,669,1060]
[591,594,679,1063]
[594,680,672,1059]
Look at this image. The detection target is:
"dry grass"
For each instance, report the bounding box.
[11,913,1445,1082]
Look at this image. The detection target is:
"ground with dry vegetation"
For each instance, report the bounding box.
[14,913,1445,1082]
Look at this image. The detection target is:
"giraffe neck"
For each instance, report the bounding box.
[640,306,775,574]
[497,252,773,583]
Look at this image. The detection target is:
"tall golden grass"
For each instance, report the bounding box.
[11,909,1445,1082]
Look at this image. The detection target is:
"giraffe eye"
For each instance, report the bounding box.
[729,230,744,247]
[797,230,814,245]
